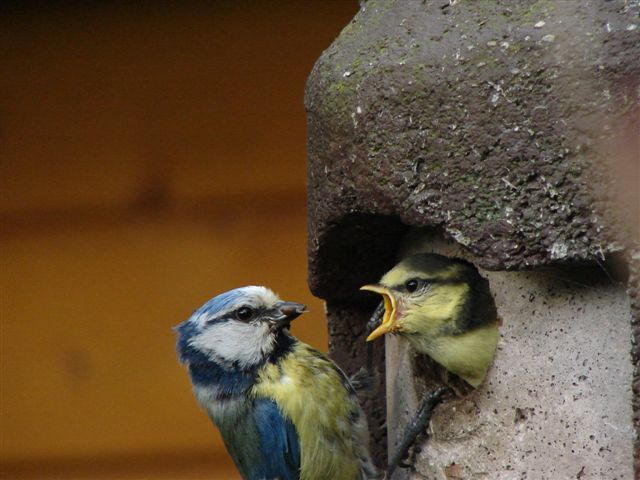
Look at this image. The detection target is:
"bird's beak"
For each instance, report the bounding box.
[270,301,307,331]
[360,284,398,341]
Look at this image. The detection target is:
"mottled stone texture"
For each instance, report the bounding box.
[630,249,640,474]
[306,0,639,281]
[305,0,639,474]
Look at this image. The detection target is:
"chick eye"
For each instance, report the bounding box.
[236,307,255,321]
[405,279,420,293]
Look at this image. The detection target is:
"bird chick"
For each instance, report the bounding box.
[176,286,378,480]
[361,253,499,387]
[361,253,499,474]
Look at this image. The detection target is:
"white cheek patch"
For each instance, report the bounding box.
[189,320,275,369]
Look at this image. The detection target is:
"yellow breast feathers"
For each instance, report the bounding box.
[252,343,368,480]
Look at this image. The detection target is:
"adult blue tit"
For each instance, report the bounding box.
[361,253,499,476]
[175,286,379,480]
[361,253,499,388]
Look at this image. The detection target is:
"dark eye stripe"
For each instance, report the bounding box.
[392,277,464,292]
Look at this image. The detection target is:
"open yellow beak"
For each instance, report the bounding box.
[360,284,398,342]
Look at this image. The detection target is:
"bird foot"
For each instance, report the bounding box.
[385,386,451,478]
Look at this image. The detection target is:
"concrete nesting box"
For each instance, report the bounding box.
[305,1,639,478]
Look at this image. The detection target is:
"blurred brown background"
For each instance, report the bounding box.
[0,2,357,478]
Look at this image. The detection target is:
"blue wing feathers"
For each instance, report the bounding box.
[251,399,300,480]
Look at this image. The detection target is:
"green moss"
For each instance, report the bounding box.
[507,42,523,55]
[518,0,555,24]
[332,81,347,94]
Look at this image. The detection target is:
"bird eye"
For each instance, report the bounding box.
[236,307,254,321]
[405,279,420,293]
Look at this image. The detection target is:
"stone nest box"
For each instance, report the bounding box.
[305,1,639,479]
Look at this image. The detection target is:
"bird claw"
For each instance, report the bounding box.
[365,302,385,374]
[401,446,412,462]
[366,302,384,334]
[385,386,451,477]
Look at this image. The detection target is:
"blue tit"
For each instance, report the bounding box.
[361,253,499,475]
[175,286,379,480]
[361,253,499,388]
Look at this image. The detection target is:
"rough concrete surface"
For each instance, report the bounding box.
[305,0,639,474]
[306,0,639,293]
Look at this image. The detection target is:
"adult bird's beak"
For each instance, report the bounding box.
[270,301,307,331]
[360,284,398,341]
